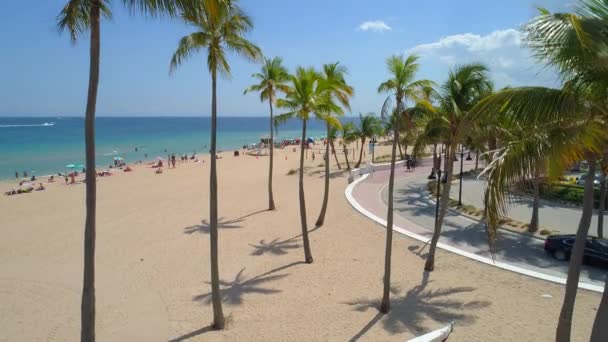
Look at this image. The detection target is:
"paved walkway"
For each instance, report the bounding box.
[349,159,605,289]
[451,177,601,236]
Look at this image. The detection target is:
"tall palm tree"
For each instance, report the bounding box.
[377,54,431,313]
[353,113,382,168]
[472,2,608,339]
[418,64,493,272]
[169,0,261,329]
[244,57,289,210]
[57,0,197,340]
[276,67,342,263]
[315,62,353,227]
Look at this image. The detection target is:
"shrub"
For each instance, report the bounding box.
[540,229,553,236]
[287,169,298,175]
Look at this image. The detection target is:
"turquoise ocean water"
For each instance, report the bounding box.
[0,116,334,180]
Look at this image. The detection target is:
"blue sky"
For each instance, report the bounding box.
[0,0,571,116]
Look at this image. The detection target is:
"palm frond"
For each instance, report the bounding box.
[169,32,210,73]
[57,0,111,44]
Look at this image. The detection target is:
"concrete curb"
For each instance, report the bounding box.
[345,173,603,293]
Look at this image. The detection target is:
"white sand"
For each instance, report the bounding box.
[0,143,601,341]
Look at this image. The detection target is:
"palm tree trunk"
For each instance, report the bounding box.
[355,138,366,168]
[398,142,404,160]
[267,96,276,210]
[474,151,479,170]
[209,69,225,329]
[343,143,351,170]
[529,168,540,233]
[315,123,331,227]
[598,158,607,239]
[555,156,597,341]
[380,129,399,313]
[425,142,455,271]
[81,3,100,342]
[330,139,341,169]
[591,275,608,341]
[299,119,313,263]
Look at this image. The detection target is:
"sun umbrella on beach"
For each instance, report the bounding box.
[156,156,164,160]
[65,164,76,169]
[113,156,123,161]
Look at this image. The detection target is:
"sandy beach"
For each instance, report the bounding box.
[0,143,601,341]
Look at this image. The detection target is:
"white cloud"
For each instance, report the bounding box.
[407,28,558,88]
[358,20,391,32]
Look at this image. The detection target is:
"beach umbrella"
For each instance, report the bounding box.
[156,156,164,160]
[65,164,75,168]
[113,156,123,161]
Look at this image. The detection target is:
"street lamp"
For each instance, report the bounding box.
[434,147,443,226]
[428,145,438,179]
[458,144,465,206]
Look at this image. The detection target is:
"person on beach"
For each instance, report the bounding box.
[36,183,45,191]
[23,171,28,178]
[15,171,18,179]
[48,175,55,183]
[171,154,176,168]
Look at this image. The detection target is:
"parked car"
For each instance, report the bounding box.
[544,234,608,267]
[575,174,601,186]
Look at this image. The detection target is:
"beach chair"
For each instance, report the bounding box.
[407,322,454,342]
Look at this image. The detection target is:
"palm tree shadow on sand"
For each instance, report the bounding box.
[193,261,306,306]
[183,209,268,235]
[169,261,305,341]
[345,272,491,341]
[250,236,302,256]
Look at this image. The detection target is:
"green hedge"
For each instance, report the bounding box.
[541,183,606,208]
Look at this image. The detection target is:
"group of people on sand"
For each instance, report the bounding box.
[154,153,203,174]
[5,182,46,196]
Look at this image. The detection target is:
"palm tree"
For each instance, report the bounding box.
[57,0,197,340]
[417,64,493,272]
[169,0,261,329]
[377,54,431,313]
[328,125,342,169]
[353,114,381,168]
[471,2,608,339]
[315,62,353,227]
[341,121,357,170]
[244,57,289,211]
[276,67,342,263]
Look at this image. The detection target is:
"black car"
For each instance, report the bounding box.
[544,234,608,268]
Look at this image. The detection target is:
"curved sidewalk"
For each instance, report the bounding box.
[345,160,604,293]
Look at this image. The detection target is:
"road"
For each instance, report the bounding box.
[350,159,605,288]
[450,176,601,236]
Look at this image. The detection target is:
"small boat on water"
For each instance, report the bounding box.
[42,122,55,127]
[407,322,454,342]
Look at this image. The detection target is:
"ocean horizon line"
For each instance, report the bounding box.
[0,114,362,118]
